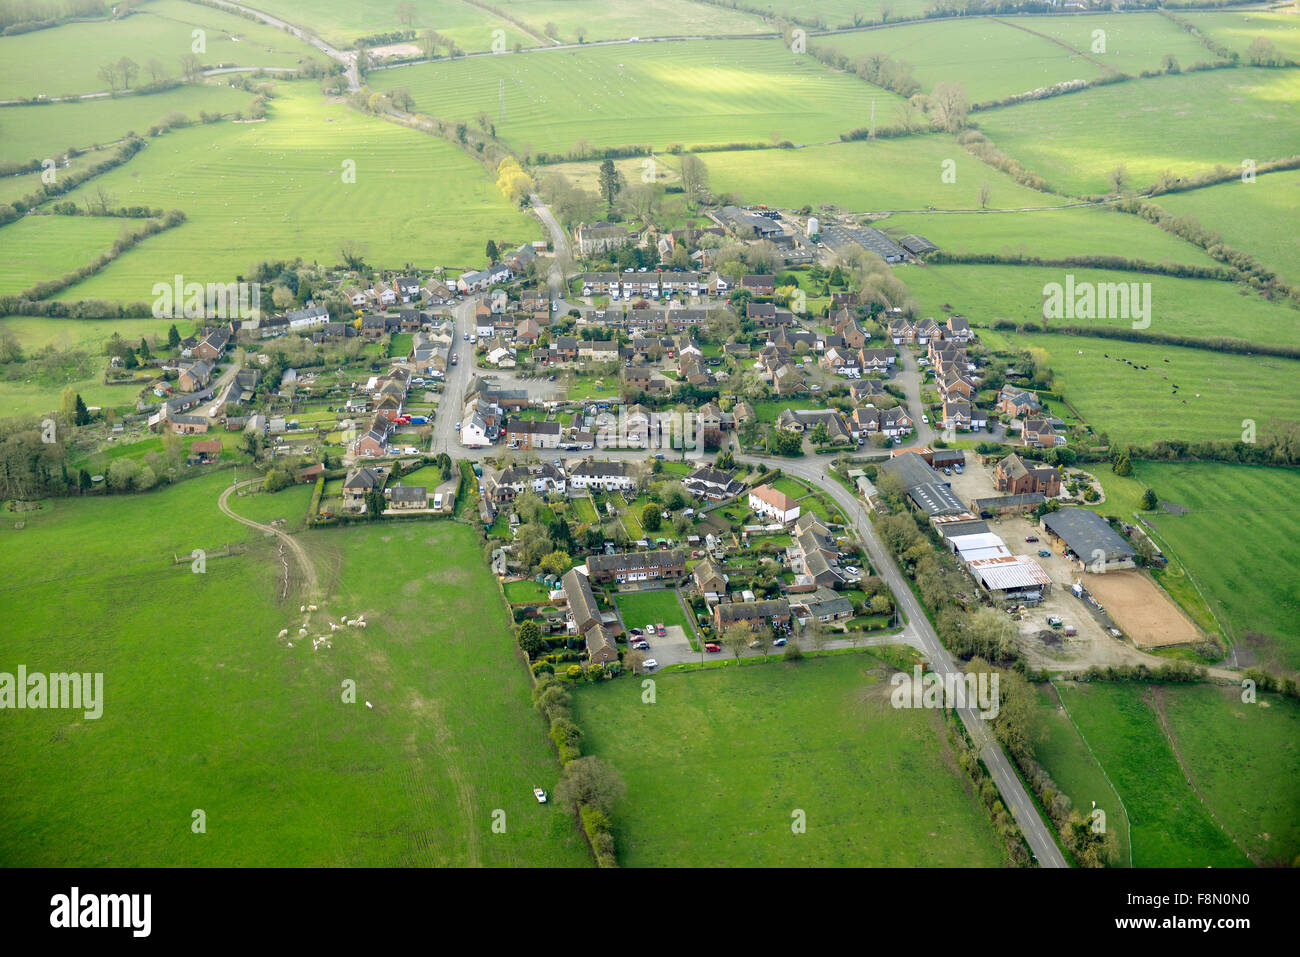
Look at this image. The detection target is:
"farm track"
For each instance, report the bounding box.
[217,478,321,600]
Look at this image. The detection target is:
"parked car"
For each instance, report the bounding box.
[921,414,929,424]
[1025,535,1039,543]
[1038,549,1052,558]
[704,642,721,653]
[655,622,666,636]
[631,639,649,650]
[533,787,548,804]
[773,637,788,647]
[943,467,952,475]
[629,627,642,637]
[642,658,658,670]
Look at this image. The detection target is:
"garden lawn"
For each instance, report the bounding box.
[572,654,1007,866]
[612,587,692,635]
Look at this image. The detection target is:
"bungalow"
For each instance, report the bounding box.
[388,485,428,510]
[584,624,619,666]
[748,484,800,524]
[791,586,854,624]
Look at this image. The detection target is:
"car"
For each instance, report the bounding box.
[533,787,548,804]
[773,637,788,647]
[656,622,666,636]
[1025,536,1039,543]
[943,467,952,476]
[464,333,469,340]
[642,658,658,670]
[454,423,461,431]
[704,642,721,653]
[1038,549,1051,557]
[748,639,762,648]
[921,414,929,424]
[581,443,593,450]
[629,627,643,637]
[631,639,649,650]
[654,453,665,460]
[548,374,557,381]
[646,623,656,636]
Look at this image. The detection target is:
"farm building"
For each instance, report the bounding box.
[970,493,1046,517]
[1041,508,1136,571]
[966,556,1053,602]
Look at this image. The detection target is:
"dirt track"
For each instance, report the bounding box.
[217,478,320,600]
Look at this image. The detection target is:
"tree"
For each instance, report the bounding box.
[264,468,291,492]
[927,80,969,132]
[1107,164,1129,194]
[138,337,151,360]
[539,550,571,577]
[167,324,181,349]
[272,285,296,310]
[978,182,991,210]
[485,239,499,263]
[74,394,90,426]
[782,638,804,662]
[179,53,203,83]
[554,756,625,816]
[365,486,385,518]
[624,648,647,673]
[517,620,545,659]
[722,622,752,664]
[808,618,829,656]
[1112,452,1132,477]
[418,29,438,59]
[678,153,710,208]
[396,0,416,26]
[118,57,139,90]
[338,240,368,270]
[597,158,623,208]
[809,421,830,446]
[97,62,119,92]
[640,503,661,533]
[1140,488,1158,510]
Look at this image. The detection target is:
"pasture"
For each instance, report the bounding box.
[0,146,114,205]
[0,215,144,296]
[995,330,1300,445]
[1023,13,1226,77]
[491,0,770,42]
[51,84,537,302]
[877,205,1218,266]
[0,0,325,101]
[252,0,534,52]
[571,654,1008,866]
[1135,461,1300,675]
[1038,680,1294,867]
[896,262,1300,347]
[0,473,589,866]
[1156,168,1300,288]
[814,16,1103,103]
[1187,10,1300,61]
[974,67,1300,196]
[0,83,255,165]
[749,0,933,28]
[653,134,1070,212]
[369,39,903,156]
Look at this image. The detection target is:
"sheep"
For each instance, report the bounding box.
[300,604,306,612]
[308,604,318,612]
[287,642,293,647]
[365,701,373,709]
[278,628,288,638]
[299,627,308,635]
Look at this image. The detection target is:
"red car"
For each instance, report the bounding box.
[655,622,666,636]
[705,642,721,653]
[1024,536,1039,543]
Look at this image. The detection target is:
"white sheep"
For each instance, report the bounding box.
[358,621,367,629]
[308,604,318,611]
[287,642,293,647]
[365,701,373,709]
[300,605,306,612]
[299,627,308,635]
[278,629,288,639]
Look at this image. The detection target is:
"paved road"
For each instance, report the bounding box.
[209,0,360,91]
[429,296,479,454]
[747,452,1068,868]
[529,192,571,304]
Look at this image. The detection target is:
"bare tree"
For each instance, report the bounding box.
[722,621,752,665]
[927,81,970,133]
[97,62,120,92]
[117,57,139,90]
[677,153,710,209]
[146,58,168,84]
[978,182,991,210]
[396,0,416,26]
[179,53,203,83]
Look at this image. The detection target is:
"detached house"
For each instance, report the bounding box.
[1022,419,1064,448]
[995,453,1061,497]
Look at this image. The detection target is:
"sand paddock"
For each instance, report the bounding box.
[1082,571,1200,648]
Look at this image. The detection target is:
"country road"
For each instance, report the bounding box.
[745,451,1069,868]
[208,0,360,91]
[217,477,320,599]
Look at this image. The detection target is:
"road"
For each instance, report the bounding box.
[747,451,1068,868]
[529,192,572,305]
[217,478,320,599]
[208,0,360,91]
[429,296,480,454]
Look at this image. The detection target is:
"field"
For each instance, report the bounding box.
[975,68,1300,196]
[1036,681,1298,867]
[1134,461,1300,674]
[571,654,1008,866]
[369,40,903,157]
[0,146,116,205]
[814,17,1103,104]
[51,84,536,302]
[1156,168,1300,288]
[1080,570,1201,649]
[896,263,1300,347]
[750,0,934,28]
[491,0,770,42]
[0,215,144,296]
[253,0,535,52]
[0,0,325,101]
[0,472,589,866]
[994,331,1300,445]
[1187,9,1300,61]
[651,134,1071,212]
[0,83,255,165]
[612,586,692,634]
[1024,13,1226,77]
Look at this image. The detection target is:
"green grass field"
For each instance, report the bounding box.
[1024,13,1226,77]
[492,0,769,42]
[0,215,148,296]
[878,205,1217,266]
[612,587,692,634]
[1155,168,1300,288]
[975,67,1300,196]
[1134,461,1300,674]
[253,0,534,52]
[0,0,325,101]
[0,146,117,205]
[1037,680,1295,867]
[51,84,536,301]
[1186,10,1300,62]
[653,133,1070,212]
[572,654,1008,866]
[996,330,1300,445]
[0,83,255,165]
[751,0,933,28]
[370,40,904,156]
[814,17,1103,104]
[897,262,1300,347]
[0,472,589,866]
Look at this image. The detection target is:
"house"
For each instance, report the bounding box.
[177,360,213,393]
[586,549,685,585]
[946,315,973,342]
[771,362,805,396]
[889,319,915,345]
[506,418,561,450]
[166,411,209,435]
[562,568,602,635]
[514,317,540,346]
[584,624,619,666]
[578,339,619,362]
[748,484,800,524]
[503,243,538,273]
[994,454,1061,496]
[575,221,633,255]
[777,408,854,445]
[343,285,367,307]
[692,556,728,600]
[459,410,491,447]
[998,385,1042,417]
[853,405,913,439]
[394,276,422,302]
[859,347,896,373]
[713,598,792,633]
[186,439,222,466]
[941,399,974,431]
[1022,418,1064,448]
[422,278,454,303]
[1041,508,1136,571]
[741,274,775,296]
[568,459,637,493]
[486,463,566,501]
[342,467,384,505]
[388,485,428,510]
[372,281,397,307]
[350,418,392,458]
[456,264,512,293]
[732,401,755,431]
[286,304,329,330]
[684,466,744,501]
[191,327,230,361]
[579,272,621,296]
[791,586,854,624]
